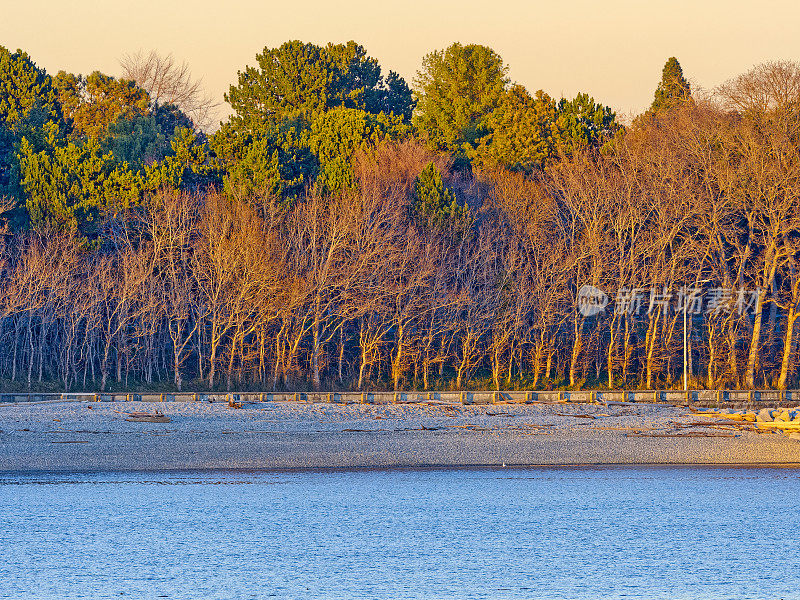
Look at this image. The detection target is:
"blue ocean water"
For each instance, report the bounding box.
[0,466,797,600]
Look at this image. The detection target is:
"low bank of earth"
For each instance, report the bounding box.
[1,399,799,470]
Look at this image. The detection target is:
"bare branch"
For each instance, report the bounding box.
[120,49,221,131]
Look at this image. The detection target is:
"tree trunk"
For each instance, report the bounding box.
[778,304,800,389]
[569,315,583,387]
[492,343,501,391]
[622,317,632,385]
[11,320,19,382]
[747,257,778,388]
[208,337,218,389]
[174,349,183,391]
[27,317,34,389]
[311,309,321,391]
[746,294,765,389]
[338,325,345,384]
[645,311,661,389]
[607,318,618,388]
[392,324,404,391]
[532,339,543,389]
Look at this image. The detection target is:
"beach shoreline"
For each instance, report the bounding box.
[2,400,800,471]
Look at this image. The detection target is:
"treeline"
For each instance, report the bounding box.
[0,43,799,391]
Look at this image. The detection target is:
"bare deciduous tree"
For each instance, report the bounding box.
[120,49,220,130]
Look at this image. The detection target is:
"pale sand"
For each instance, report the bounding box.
[1,400,799,471]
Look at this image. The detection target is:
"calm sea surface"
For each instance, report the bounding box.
[0,466,798,600]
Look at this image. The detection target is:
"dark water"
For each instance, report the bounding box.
[0,467,798,600]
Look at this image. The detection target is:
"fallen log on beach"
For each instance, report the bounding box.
[555,413,597,419]
[125,411,171,423]
[625,431,737,438]
[755,421,800,430]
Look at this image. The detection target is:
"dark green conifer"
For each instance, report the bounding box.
[651,57,691,112]
[413,162,467,228]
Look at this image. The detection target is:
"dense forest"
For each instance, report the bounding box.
[0,42,799,392]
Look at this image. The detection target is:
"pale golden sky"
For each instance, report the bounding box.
[2,0,799,124]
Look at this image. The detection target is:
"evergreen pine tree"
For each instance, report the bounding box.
[651,57,691,112]
[413,43,509,156]
[413,162,467,228]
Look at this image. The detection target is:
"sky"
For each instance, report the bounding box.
[2,0,799,125]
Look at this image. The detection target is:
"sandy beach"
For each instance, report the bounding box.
[1,399,799,471]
